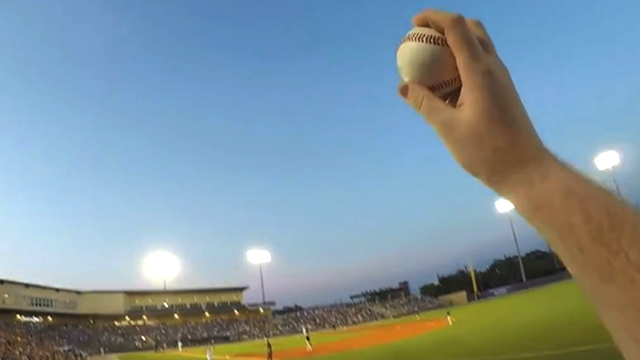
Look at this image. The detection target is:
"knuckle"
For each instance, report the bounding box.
[411,93,426,114]
[467,19,485,30]
[448,14,467,28]
[477,38,493,54]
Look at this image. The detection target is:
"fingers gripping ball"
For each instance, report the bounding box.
[396,27,461,98]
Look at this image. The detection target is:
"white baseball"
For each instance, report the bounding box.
[396,27,461,97]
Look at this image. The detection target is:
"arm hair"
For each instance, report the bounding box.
[501,156,640,359]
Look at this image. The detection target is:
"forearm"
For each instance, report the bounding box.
[499,155,640,359]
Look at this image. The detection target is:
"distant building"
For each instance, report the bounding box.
[349,281,411,303]
[0,278,260,323]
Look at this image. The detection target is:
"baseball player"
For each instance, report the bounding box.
[446,309,454,325]
[266,338,273,360]
[178,339,183,352]
[206,345,213,360]
[302,326,313,352]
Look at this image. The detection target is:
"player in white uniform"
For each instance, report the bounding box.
[302,326,313,352]
[178,340,183,352]
[206,346,213,360]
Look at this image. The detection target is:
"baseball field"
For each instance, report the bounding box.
[119,281,622,360]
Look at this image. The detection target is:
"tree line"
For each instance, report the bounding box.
[419,249,566,298]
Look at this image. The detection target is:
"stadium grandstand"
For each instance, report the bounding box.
[0,277,440,358]
[0,278,259,323]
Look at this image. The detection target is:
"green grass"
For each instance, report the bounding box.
[120,281,623,360]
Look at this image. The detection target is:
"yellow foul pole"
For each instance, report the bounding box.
[469,263,479,301]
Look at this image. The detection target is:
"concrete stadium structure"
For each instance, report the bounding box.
[0,278,253,322]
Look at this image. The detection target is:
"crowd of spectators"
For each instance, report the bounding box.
[368,295,440,318]
[0,321,88,360]
[0,295,440,358]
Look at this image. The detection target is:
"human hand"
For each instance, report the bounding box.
[398,10,554,192]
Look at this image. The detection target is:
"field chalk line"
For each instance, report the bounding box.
[172,352,261,360]
[427,343,614,360]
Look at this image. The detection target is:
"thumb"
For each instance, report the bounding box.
[398,82,452,126]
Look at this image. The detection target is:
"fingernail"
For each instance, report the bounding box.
[398,83,409,99]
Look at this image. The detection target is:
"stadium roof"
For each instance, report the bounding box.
[0,278,248,295]
[90,286,249,295]
[0,278,81,293]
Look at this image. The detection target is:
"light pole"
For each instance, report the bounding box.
[143,251,180,291]
[246,249,271,304]
[594,150,623,197]
[495,198,527,283]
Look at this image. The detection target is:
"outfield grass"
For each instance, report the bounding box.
[120,281,623,360]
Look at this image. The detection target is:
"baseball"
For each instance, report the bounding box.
[396,27,461,97]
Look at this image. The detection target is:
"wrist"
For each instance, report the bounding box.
[491,150,563,203]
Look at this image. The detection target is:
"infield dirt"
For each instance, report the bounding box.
[234,319,447,359]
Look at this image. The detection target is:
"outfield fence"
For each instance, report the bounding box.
[477,272,571,300]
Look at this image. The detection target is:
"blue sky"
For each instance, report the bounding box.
[0,0,638,306]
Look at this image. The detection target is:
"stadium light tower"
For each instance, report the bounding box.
[594,150,623,197]
[246,249,271,304]
[143,251,180,291]
[494,198,527,283]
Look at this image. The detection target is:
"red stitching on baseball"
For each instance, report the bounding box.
[401,32,449,48]
[428,77,461,93]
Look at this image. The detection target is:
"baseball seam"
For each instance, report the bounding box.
[401,32,449,48]
[428,77,461,93]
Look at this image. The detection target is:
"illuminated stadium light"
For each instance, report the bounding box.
[494,198,527,283]
[246,249,271,265]
[16,315,43,323]
[594,150,620,171]
[494,198,515,214]
[205,311,210,317]
[174,313,179,319]
[246,249,272,305]
[594,150,623,197]
[234,309,239,315]
[143,251,180,290]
